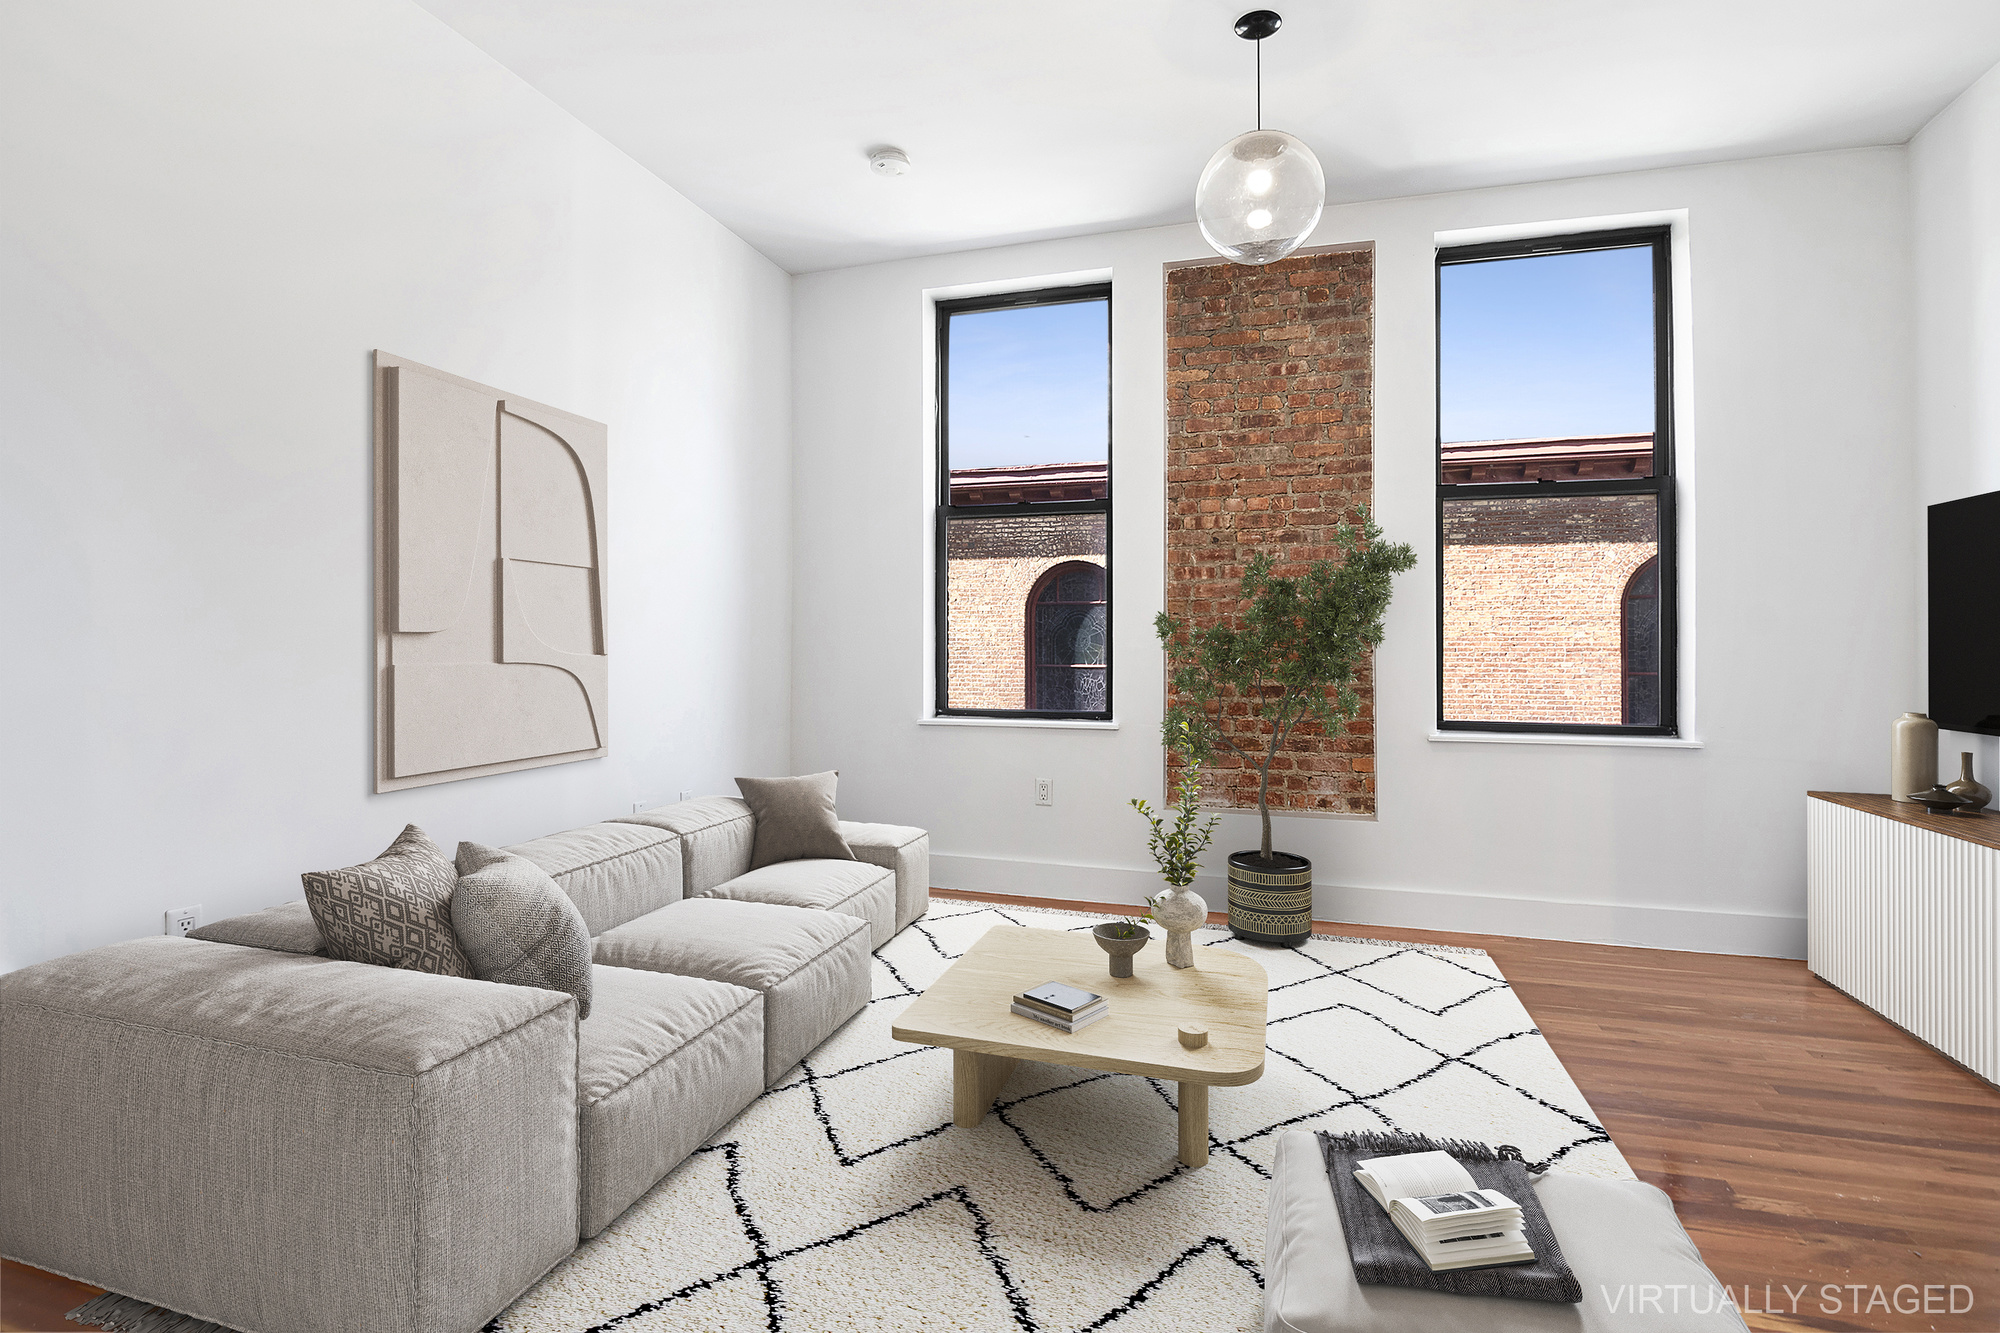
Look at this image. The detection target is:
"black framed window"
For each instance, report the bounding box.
[1436,227,1677,737]
[936,284,1111,719]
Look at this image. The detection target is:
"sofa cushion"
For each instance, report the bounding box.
[507,821,682,936]
[735,772,855,869]
[700,860,896,949]
[187,900,324,955]
[301,825,472,977]
[837,821,930,933]
[1262,1129,1748,1333]
[594,898,871,1086]
[453,842,595,1018]
[575,965,763,1238]
[612,797,755,897]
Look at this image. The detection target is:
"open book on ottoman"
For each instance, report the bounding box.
[1262,1130,1751,1332]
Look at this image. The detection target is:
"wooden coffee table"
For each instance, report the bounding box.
[890,924,1268,1168]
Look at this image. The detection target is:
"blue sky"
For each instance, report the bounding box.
[947,300,1109,470]
[1438,247,1656,443]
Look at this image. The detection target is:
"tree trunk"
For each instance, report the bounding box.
[1256,761,1273,859]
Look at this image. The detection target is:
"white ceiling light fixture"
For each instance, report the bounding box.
[1194,10,1325,266]
[869,146,911,177]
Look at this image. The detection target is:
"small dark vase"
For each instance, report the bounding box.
[1908,785,1972,815]
[1092,923,1150,978]
[1227,850,1312,946]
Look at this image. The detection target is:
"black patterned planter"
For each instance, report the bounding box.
[1226,851,1313,946]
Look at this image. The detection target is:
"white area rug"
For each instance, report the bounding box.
[493,902,1628,1333]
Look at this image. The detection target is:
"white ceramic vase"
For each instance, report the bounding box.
[1152,884,1208,969]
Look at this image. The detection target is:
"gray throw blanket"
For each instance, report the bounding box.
[1317,1130,1582,1304]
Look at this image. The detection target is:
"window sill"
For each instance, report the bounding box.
[920,716,1120,731]
[1428,730,1702,750]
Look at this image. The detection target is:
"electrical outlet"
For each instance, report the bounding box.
[632,799,658,814]
[166,905,201,937]
[679,790,693,802]
[1035,778,1054,807]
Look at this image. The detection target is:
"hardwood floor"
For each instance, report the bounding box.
[6,890,1995,1332]
[0,1264,97,1333]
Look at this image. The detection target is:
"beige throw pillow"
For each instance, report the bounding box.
[301,825,473,977]
[735,771,856,869]
[451,842,594,1018]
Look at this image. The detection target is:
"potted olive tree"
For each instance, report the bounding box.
[1156,509,1416,945]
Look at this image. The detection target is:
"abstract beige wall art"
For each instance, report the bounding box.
[374,352,608,791]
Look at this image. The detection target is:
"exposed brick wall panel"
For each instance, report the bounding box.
[1164,250,1378,817]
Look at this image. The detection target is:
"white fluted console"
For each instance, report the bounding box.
[1807,792,1999,1085]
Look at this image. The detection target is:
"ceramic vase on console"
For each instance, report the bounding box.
[1947,752,1993,812]
[1890,712,1938,802]
[1151,885,1208,969]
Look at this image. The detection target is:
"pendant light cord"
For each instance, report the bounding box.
[1256,39,1263,130]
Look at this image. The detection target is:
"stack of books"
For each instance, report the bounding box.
[1010,981,1107,1033]
[1355,1151,1535,1272]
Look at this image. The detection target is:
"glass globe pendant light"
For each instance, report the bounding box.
[1195,11,1325,265]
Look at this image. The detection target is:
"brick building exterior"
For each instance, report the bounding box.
[944,511,1105,710]
[1164,248,1378,817]
[1440,491,1658,724]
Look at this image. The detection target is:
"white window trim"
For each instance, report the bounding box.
[1430,208,1697,744]
[1427,730,1701,749]
[919,716,1120,731]
[919,266,1116,729]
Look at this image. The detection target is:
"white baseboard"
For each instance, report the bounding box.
[929,852,1806,959]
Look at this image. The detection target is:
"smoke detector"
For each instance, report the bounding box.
[868,147,911,177]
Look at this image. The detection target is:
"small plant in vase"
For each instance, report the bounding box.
[1129,723,1223,968]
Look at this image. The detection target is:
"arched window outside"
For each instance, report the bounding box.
[1027,562,1107,712]
[1621,556,1661,726]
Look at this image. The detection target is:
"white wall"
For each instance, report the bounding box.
[0,1,792,969]
[1911,59,2000,788]
[792,149,1919,958]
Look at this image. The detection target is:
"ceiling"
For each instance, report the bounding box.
[416,0,2000,273]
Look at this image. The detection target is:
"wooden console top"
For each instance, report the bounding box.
[1809,791,2000,852]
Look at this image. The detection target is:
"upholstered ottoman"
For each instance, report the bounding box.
[593,898,872,1086]
[1264,1130,1749,1332]
[700,860,897,948]
[575,965,764,1238]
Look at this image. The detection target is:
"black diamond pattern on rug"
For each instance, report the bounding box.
[491,903,1624,1333]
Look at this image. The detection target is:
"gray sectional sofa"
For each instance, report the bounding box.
[0,797,928,1333]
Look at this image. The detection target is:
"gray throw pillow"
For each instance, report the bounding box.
[451,842,594,1018]
[735,771,856,869]
[301,825,474,977]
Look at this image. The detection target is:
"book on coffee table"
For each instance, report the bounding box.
[1012,981,1107,1032]
[1009,1002,1106,1033]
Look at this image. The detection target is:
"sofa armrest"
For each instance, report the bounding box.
[1,937,578,1333]
[837,821,929,932]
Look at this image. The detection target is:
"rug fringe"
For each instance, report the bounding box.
[1317,1129,1544,1173]
[65,1291,234,1333]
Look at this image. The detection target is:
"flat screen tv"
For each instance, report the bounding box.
[1929,489,2000,736]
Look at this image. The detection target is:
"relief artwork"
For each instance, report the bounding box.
[374,352,608,791]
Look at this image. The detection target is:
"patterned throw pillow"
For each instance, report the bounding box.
[301,825,473,976]
[451,841,594,1017]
